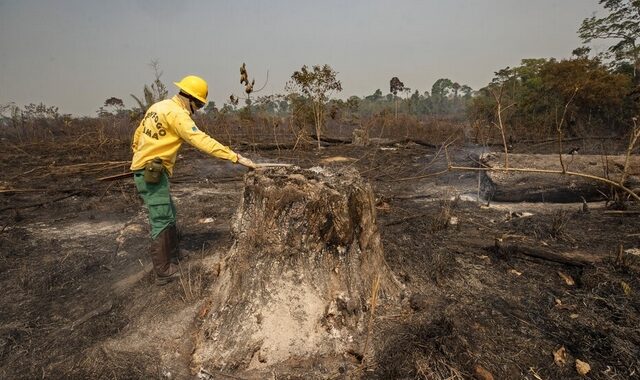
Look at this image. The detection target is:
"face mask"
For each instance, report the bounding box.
[190,99,205,114]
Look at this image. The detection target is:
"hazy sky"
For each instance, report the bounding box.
[0,0,604,116]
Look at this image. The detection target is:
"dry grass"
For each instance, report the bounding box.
[415,356,466,380]
[360,114,467,146]
[178,250,215,303]
[549,210,571,238]
[374,317,472,380]
[49,346,162,379]
[430,196,458,233]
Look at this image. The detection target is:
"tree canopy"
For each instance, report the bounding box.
[579,0,640,77]
[470,57,635,138]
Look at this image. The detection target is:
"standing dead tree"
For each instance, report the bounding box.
[556,87,580,173]
[490,85,515,169]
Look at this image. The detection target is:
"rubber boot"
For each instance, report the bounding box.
[168,225,190,264]
[150,228,180,285]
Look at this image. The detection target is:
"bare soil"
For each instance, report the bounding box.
[1,138,639,379]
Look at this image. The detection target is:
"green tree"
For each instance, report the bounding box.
[220,103,235,114]
[460,85,473,99]
[104,97,125,109]
[346,96,360,114]
[542,57,632,134]
[431,78,453,115]
[285,64,342,149]
[204,101,218,114]
[579,0,640,78]
[97,97,125,117]
[470,57,634,137]
[365,89,383,101]
[278,98,289,115]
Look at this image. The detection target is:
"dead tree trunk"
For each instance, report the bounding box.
[192,166,398,375]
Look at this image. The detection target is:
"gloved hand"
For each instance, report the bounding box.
[237,154,257,169]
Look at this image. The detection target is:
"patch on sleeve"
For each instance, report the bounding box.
[191,125,198,132]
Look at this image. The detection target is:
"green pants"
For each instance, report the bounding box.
[134,170,176,239]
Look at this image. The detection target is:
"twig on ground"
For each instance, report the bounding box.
[97,172,133,181]
[69,300,114,330]
[385,212,431,226]
[0,189,49,194]
[390,169,449,182]
[0,190,82,212]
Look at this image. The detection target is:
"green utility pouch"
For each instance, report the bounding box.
[144,157,164,184]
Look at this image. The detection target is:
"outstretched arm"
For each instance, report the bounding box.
[171,112,255,168]
[172,113,238,162]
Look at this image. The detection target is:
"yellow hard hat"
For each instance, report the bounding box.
[174,75,208,103]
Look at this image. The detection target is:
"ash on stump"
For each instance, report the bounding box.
[192,166,398,375]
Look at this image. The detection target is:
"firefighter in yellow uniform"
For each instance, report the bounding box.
[131,75,256,284]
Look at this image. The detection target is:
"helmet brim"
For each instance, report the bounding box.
[174,81,208,104]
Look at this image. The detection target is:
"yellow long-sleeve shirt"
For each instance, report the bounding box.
[130,95,238,176]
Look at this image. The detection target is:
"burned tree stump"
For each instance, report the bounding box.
[192,166,398,375]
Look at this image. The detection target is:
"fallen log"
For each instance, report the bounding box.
[309,134,352,144]
[308,135,437,148]
[479,153,640,203]
[395,138,437,148]
[517,136,619,145]
[494,241,602,267]
[368,137,437,148]
[0,189,49,194]
[603,210,640,215]
[385,212,430,226]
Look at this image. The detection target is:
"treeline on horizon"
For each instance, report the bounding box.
[1,0,638,142]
